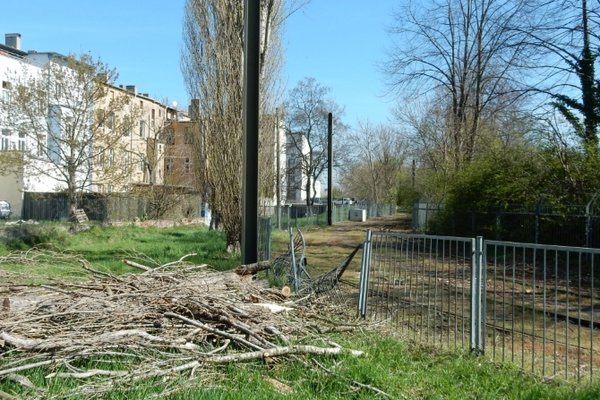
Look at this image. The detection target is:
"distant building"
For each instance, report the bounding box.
[0,33,186,218]
[285,131,321,203]
[91,84,176,193]
[0,33,63,217]
[163,111,201,190]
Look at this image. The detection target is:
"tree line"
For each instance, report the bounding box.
[384,0,600,221]
[4,0,597,251]
[181,0,600,247]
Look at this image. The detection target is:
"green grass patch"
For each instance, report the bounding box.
[1,333,598,399]
[0,222,240,277]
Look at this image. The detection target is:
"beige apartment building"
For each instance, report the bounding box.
[92,84,178,194]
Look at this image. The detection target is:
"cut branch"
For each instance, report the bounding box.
[203,345,364,363]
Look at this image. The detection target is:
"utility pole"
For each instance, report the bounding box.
[275,108,281,230]
[241,0,260,264]
[327,112,333,226]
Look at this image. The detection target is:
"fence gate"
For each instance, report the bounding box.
[358,231,482,353]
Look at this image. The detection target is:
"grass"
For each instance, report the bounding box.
[0,222,240,278]
[1,333,599,399]
[2,217,600,398]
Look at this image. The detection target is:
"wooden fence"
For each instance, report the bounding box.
[22,191,202,222]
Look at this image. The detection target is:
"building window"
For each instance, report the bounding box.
[107,112,115,130]
[184,128,193,144]
[163,127,175,145]
[1,130,10,151]
[184,157,192,175]
[122,116,132,136]
[97,109,105,128]
[1,81,10,102]
[55,83,63,99]
[18,131,26,151]
[165,158,174,175]
[139,120,145,137]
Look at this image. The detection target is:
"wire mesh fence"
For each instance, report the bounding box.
[259,202,396,231]
[484,241,600,382]
[412,202,600,248]
[358,233,475,352]
[358,231,600,383]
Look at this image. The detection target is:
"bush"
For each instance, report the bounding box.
[1,224,70,251]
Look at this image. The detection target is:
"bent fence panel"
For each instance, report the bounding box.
[359,231,599,383]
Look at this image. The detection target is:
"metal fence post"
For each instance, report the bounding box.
[535,201,542,244]
[470,236,484,355]
[288,226,299,292]
[358,230,373,318]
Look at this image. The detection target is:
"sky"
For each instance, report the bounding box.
[0,0,399,128]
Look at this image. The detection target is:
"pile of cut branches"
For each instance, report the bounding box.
[0,250,364,398]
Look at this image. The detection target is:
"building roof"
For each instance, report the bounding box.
[0,42,27,59]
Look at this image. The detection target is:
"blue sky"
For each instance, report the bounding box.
[1,0,399,127]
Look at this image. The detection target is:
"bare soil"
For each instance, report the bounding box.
[277,213,412,279]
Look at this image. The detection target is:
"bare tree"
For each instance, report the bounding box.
[385,0,536,171]
[284,77,346,205]
[0,54,137,214]
[340,122,406,204]
[532,0,600,155]
[181,0,289,249]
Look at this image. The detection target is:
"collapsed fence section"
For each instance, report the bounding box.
[358,231,599,383]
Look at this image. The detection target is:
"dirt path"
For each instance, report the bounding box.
[273,213,412,278]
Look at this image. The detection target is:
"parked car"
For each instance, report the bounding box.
[333,197,354,205]
[0,201,11,219]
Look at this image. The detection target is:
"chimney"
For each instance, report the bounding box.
[5,33,21,50]
[125,85,137,95]
[189,99,200,121]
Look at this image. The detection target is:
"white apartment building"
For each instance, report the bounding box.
[0,34,66,217]
[0,33,175,218]
[285,131,321,204]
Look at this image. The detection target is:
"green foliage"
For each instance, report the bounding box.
[2,223,71,251]
[424,148,548,237]
[537,146,600,204]
[445,152,545,212]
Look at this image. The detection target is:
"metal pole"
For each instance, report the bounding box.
[470,236,484,355]
[358,229,373,318]
[275,108,281,230]
[327,113,333,226]
[411,159,416,189]
[241,0,260,264]
[289,226,299,292]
